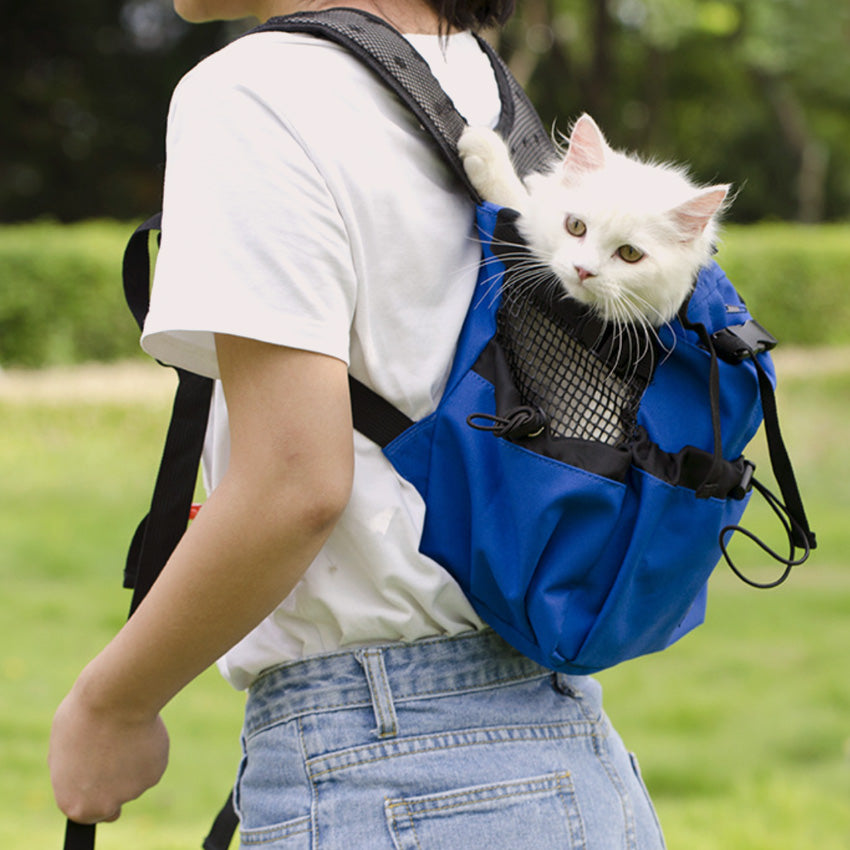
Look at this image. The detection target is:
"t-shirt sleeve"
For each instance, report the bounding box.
[141,65,356,378]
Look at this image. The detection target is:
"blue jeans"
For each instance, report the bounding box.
[235,630,666,849]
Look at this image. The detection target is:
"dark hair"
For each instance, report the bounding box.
[429,0,516,31]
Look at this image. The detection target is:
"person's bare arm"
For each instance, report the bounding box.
[50,337,354,823]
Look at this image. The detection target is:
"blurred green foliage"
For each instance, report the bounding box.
[0,220,141,367]
[3,0,849,224]
[0,218,848,368]
[720,224,850,346]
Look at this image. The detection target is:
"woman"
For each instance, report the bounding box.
[50,0,666,845]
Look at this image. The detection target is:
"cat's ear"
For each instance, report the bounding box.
[671,185,730,239]
[561,114,608,181]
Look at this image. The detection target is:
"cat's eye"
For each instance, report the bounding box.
[617,244,644,263]
[565,215,587,237]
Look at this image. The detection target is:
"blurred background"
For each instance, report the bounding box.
[1,2,848,848]
[3,0,850,224]
[2,0,850,368]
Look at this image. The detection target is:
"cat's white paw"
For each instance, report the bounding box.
[458,126,506,191]
[458,126,529,211]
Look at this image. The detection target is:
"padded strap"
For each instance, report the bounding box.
[253,8,555,196]
[253,9,554,448]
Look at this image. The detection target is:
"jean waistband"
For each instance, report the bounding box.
[244,630,552,739]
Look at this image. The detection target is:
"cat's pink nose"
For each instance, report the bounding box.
[574,265,596,282]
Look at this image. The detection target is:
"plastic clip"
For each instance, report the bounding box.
[711,320,777,364]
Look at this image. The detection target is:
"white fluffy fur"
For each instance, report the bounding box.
[458,114,730,327]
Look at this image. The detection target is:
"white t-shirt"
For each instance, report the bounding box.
[143,28,502,690]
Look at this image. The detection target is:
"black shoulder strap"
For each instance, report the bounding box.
[252,8,555,194]
[253,8,555,445]
[120,214,215,617]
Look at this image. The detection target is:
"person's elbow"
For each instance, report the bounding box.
[291,462,353,538]
[234,442,354,545]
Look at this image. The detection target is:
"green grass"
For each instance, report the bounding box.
[0,379,244,849]
[1,355,848,848]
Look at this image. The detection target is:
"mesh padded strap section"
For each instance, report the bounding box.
[253,8,555,198]
[474,38,554,179]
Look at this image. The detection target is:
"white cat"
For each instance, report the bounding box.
[458,114,730,328]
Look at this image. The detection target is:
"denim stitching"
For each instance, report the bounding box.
[307,721,597,780]
[358,648,399,739]
[374,650,399,737]
[385,772,572,814]
[240,816,311,846]
[591,721,638,850]
[297,714,319,848]
[385,772,587,850]
[392,799,422,850]
[245,670,550,739]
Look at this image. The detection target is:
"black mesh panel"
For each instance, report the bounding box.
[497,286,649,446]
[491,212,656,448]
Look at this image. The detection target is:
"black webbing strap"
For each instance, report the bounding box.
[125,366,214,615]
[349,376,414,447]
[63,821,95,850]
[710,319,817,556]
[120,216,215,615]
[748,352,816,552]
[202,791,240,850]
[677,303,816,587]
[716,344,817,587]
[64,219,214,850]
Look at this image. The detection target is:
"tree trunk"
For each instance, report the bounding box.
[753,69,829,222]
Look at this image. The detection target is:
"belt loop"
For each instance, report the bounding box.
[355,648,399,739]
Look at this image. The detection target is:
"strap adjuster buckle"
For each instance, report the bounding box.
[711,319,777,364]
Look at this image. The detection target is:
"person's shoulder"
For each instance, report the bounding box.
[173,29,372,108]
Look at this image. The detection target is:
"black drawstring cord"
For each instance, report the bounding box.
[467,406,548,440]
[720,477,812,589]
[677,299,816,588]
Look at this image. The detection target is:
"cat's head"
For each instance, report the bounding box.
[519,114,730,327]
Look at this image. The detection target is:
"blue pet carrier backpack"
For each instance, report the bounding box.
[121,4,816,686]
[64,9,815,850]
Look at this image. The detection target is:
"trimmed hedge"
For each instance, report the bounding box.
[1,219,848,368]
[718,224,850,347]
[0,220,143,367]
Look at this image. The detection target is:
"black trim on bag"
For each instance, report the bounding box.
[630,428,754,498]
[469,334,755,497]
[472,339,634,483]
